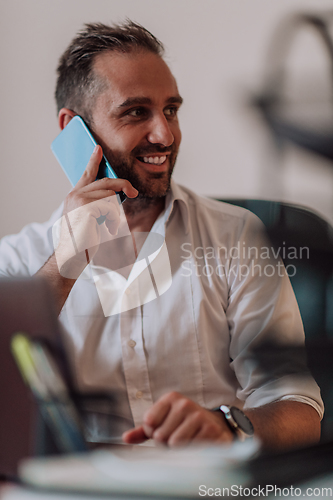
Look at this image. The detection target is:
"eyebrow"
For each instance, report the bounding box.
[117,95,183,109]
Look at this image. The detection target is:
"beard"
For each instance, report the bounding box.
[102,143,178,201]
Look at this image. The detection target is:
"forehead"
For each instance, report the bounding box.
[92,50,179,105]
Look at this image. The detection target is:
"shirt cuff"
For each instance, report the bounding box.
[278,395,324,420]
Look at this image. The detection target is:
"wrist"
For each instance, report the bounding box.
[36,254,76,313]
[212,405,254,441]
[211,407,235,440]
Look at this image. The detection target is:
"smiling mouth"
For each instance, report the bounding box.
[137,155,167,166]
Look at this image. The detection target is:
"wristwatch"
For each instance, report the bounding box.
[216,405,254,441]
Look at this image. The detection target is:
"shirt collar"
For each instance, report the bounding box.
[162,179,190,235]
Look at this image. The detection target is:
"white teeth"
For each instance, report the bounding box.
[142,156,167,165]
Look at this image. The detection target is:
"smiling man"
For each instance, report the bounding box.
[0,21,323,451]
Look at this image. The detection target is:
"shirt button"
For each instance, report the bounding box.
[128,339,136,348]
[125,288,131,295]
[136,391,143,399]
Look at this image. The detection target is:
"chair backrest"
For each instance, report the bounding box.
[217,199,333,340]
[217,199,333,436]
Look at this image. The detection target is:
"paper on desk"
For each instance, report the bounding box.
[19,439,259,498]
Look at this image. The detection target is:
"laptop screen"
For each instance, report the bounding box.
[0,277,75,477]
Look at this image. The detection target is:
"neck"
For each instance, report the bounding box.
[124,196,166,233]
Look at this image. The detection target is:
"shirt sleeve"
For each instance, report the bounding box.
[0,204,63,278]
[225,211,324,418]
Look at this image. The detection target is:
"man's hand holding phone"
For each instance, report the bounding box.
[54,145,138,279]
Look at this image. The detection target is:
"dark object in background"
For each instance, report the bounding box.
[218,198,333,438]
[217,199,333,339]
[252,11,333,161]
[0,277,119,480]
[248,337,333,438]
[0,278,69,478]
[247,438,333,491]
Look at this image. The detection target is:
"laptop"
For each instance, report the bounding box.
[0,277,83,478]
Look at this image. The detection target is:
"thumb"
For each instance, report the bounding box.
[122,426,149,444]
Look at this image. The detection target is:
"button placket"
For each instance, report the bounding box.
[120,307,153,427]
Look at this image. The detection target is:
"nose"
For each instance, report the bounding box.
[146,113,174,147]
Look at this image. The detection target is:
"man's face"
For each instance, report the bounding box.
[89,50,182,198]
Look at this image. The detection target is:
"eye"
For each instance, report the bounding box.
[127,107,148,118]
[164,106,178,117]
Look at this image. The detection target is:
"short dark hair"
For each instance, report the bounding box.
[55,20,164,123]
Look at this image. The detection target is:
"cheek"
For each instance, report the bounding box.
[172,123,182,149]
[92,115,140,154]
[108,128,146,154]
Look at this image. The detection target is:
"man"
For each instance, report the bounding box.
[0,21,323,450]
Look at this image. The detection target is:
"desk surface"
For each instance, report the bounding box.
[1,483,147,500]
[0,442,257,500]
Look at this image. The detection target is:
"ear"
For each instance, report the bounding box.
[58,108,76,130]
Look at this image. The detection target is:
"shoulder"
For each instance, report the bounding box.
[172,182,262,236]
[0,203,64,276]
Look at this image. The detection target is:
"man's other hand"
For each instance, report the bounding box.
[122,391,234,447]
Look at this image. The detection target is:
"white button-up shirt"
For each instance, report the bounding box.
[0,181,323,442]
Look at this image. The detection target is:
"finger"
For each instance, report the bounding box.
[105,194,121,215]
[192,414,234,444]
[105,210,121,235]
[75,190,117,202]
[166,412,202,446]
[98,199,120,218]
[75,145,103,189]
[80,192,121,214]
[69,199,120,238]
[143,398,172,431]
[92,199,121,235]
[81,198,119,219]
[122,426,149,444]
[152,408,186,444]
[142,423,154,439]
[193,426,233,444]
[80,177,138,198]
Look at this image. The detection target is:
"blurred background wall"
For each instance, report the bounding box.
[1,0,333,239]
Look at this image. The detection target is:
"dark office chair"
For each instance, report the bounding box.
[217,198,333,436]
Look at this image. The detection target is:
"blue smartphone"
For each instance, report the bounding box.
[51,115,126,203]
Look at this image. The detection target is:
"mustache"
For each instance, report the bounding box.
[132,145,174,156]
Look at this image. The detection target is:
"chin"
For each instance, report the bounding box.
[136,176,172,199]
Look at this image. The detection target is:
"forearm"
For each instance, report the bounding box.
[35,253,76,315]
[244,400,321,452]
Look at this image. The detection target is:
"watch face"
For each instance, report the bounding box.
[230,407,254,436]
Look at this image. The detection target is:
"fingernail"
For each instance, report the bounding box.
[93,145,99,153]
[143,424,153,437]
[153,430,163,441]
